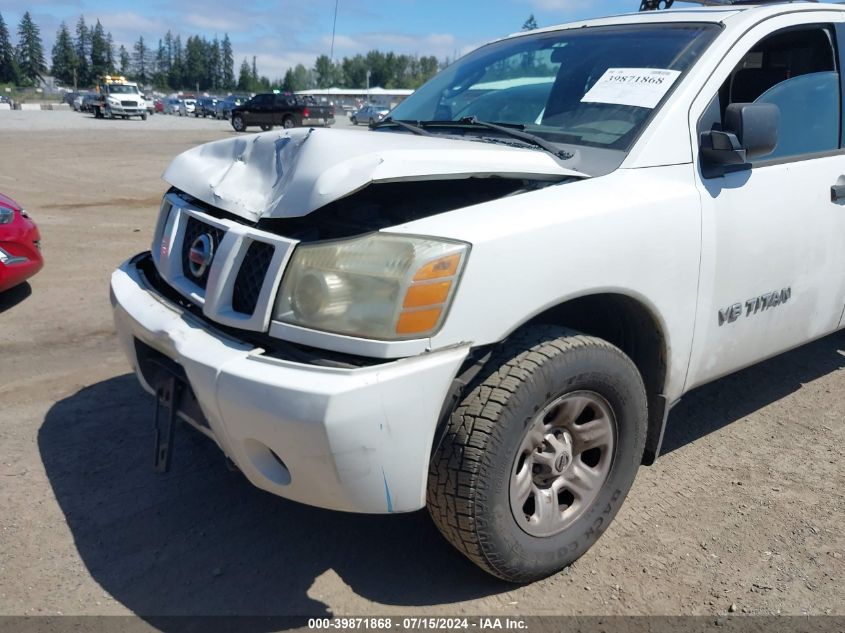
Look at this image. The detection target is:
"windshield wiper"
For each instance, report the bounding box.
[446,116,572,161]
[372,117,432,136]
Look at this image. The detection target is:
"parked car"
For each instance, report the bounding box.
[154,98,164,113]
[214,94,248,119]
[81,93,100,113]
[111,0,845,583]
[0,192,42,293]
[164,98,181,115]
[350,104,389,126]
[195,96,219,117]
[230,93,334,132]
[179,99,196,116]
[141,94,155,115]
[0,95,11,107]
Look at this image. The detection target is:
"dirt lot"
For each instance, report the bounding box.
[0,111,843,620]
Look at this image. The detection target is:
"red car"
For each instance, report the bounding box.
[154,98,164,113]
[0,192,43,292]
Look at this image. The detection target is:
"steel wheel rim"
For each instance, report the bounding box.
[509,390,616,537]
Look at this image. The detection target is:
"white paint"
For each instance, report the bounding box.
[581,68,681,109]
[110,2,845,514]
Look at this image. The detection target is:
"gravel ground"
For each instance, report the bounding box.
[0,111,842,621]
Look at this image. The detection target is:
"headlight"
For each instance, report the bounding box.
[0,207,13,224]
[274,233,469,340]
[108,97,120,105]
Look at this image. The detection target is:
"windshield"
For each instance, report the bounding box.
[390,23,718,164]
[108,84,139,95]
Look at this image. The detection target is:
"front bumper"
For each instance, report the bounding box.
[110,253,469,513]
[0,222,43,292]
[109,105,144,115]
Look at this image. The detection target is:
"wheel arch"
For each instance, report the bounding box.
[446,291,671,466]
[522,291,670,464]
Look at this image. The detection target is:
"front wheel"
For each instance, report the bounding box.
[259,123,273,131]
[427,326,647,583]
[282,116,295,129]
[231,114,246,132]
[140,113,147,121]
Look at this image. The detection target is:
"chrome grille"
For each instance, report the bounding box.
[233,241,276,315]
[153,193,296,332]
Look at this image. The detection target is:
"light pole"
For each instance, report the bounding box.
[366,70,370,104]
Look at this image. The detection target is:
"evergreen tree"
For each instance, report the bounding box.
[90,19,109,78]
[209,36,220,89]
[0,12,19,84]
[51,22,77,86]
[74,17,90,86]
[251,55,257,83]
[15,11,46,86]
[105,32,115,73]
[132,35,149,84]
[118,45,130,75]
[183,35,204,89]
[169,35,182,89]
[522,14,538,31]
[152,39,167,89]
[221,34,234,89]
[237,58,251,91]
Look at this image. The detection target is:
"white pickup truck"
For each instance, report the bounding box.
[110,0,845,582]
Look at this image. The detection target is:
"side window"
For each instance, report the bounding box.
[707,25,841,161]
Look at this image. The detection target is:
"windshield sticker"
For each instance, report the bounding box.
[580,68,681,109]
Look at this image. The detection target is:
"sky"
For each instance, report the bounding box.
[0,0,634,82]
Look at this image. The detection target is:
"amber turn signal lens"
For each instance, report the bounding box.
[413,254,461,281]
[396,308,442,334]
[403,281,452,308]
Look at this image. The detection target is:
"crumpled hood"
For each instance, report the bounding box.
[163,127,585,222]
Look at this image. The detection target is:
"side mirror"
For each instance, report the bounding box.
[700,102,779,170]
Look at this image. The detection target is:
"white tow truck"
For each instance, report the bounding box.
[111,0,845,582]
[92,75,148,120]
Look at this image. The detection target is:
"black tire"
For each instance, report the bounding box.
[141,113,147,121]
[282,116,295,129]
[351,116,357,125]
[427,326,647,583]
[260,123,273,131]
[232,114,246,132]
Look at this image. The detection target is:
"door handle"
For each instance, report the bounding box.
[832,183,845,202]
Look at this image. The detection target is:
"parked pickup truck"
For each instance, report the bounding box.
[230,93,335,131]
[111,0,845,582]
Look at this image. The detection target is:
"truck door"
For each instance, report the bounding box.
[247,94,272,125]
[685,14,845,391]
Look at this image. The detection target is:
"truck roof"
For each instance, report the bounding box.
[504,2,845,40]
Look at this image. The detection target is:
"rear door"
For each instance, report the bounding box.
[685,13,845,390]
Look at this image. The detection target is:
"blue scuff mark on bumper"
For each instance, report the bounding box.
[382,468,394,513]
